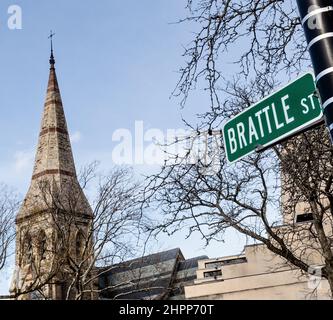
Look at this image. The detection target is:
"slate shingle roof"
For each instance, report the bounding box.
[98,249,208,300]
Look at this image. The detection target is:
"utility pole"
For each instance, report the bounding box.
[296,0,333,142]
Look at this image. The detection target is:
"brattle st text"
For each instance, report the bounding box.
[227,93,317,154]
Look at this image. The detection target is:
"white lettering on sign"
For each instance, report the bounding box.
[236,122,247,149]
[281,95,295,124]
[308,94,317,110]
[248,116,259,144]
[228,128,237,154]
[262,106,272,134]
[271,102,284,130]
[228,95,298,155]
[255,110,265,138]
[301,94,317,115]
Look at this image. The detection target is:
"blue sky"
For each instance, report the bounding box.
[0,1,247,294]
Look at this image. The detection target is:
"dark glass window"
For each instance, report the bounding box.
[205,257,247,269]
[296,213,314,223]
[38,231,47,261]
[76,231,84,259]
[205,261,223,269]
[204,270,222,278]
[222,257,247,265]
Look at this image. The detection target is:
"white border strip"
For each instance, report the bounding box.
[323,97,333,110]
[301,6,333,25]
[329,123,333,131]
[308,32,333,50]
[316,67,333,82]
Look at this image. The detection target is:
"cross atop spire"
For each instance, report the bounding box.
[49,30,56,66]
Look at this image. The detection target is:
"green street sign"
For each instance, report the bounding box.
[223,73,323,164]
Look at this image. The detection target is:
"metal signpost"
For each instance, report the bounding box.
[296,0,333,143]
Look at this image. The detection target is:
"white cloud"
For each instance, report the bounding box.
[70,131,82,144]
[14,150,34,173]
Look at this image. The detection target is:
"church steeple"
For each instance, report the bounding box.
[16,37,92,220]
[12,40,93,300]
[30,37,77,182]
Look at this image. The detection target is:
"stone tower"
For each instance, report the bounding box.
[10,45,93,300]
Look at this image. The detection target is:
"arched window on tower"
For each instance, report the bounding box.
[37,231,47,261]
[75,231,84,261]
[22,233,33,266]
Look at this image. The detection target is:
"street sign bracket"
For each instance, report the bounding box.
[255,145,265,152]
[313,88,320,99]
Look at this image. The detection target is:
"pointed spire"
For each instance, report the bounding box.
[30,33,77,181]
[16,41,93,220]
[49,30,56,66]
[31,53,77,181]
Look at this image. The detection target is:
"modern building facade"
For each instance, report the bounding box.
[184,244,331,300]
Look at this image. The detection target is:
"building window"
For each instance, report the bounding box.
[22,234,32,266]
[204,270,222,279]
[56,282,68,300]
[205,261,223,269]
[76,231,84,260]
[296,213,314,223]
[221,257,247,265]
[205,257,247,269]
[38,231,47,261]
